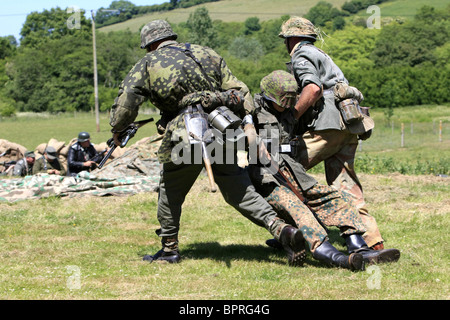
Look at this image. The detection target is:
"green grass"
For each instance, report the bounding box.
[0,174,448,300]
[356,0,450,19]
[0,105,449,300]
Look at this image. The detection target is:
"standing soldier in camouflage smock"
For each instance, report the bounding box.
[251,70,398,267]
[109,20,305,266]
[279,17,399,255]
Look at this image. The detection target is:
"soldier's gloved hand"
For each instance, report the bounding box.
[224,89,244,112]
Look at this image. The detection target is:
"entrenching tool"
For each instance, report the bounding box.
[184,109,217,193]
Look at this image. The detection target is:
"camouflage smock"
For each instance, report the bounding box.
[249,94,317,191]
[110,40,254,163]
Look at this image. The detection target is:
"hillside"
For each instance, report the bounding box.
[99,0,348,33]
[98,0,450,34]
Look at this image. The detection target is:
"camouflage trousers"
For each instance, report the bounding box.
[265,167,366,252]
[296,129,383,247]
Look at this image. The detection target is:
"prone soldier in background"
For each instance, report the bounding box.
[32,146,66,176]
[12,151,35,177]
[67,132,105,177]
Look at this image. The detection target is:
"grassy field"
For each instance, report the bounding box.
[356,0,450,19]
[0,105,449,301]
[98,0,450,35]
[99,0,349,33]
[0,172,448,300]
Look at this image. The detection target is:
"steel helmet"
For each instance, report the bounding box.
[77,132,90,142]
[279,16,318,40]
[140,20,178,49]
[260,70,298,109]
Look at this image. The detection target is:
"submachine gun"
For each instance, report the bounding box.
[98,117,154,169]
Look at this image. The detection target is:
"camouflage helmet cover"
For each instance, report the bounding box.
[279,16,318,40]
[260,70,298,109]
[140,20,178,49]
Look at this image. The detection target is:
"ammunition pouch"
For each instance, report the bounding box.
[332,82,364,125]
[288,136,303,160]
[338,98,363,125]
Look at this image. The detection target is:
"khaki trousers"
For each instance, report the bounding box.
[296,129,383,247]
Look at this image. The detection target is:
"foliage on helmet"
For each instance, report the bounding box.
[260,70,298,109]
[279,16,318,40]
[140,20,178,49]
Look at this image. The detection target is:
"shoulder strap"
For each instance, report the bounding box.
[167,43,215,91]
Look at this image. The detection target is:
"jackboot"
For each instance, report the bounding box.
[265,238,283,250]
[143,249,181,263]
[143,237,181,264]
[312,241,365,271]
[345,234,400,265]
[279,226,307,267]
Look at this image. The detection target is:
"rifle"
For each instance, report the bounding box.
[0,149,12,158]
[260,140,328,232]
[98,117,154,169]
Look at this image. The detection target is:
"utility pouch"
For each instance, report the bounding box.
[289,136,302,159]
[338,98,363,124]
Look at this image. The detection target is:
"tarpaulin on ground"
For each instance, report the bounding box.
[0,135,164,202]
[0,172,160,202]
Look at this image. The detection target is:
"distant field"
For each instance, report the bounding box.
[98,0,450,35]
[356,0,450,19]
[99,0,348,33]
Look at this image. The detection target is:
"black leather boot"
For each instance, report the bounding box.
[143,237,181,264]
[143,249,181,263]
[265,238,283,250]
[345,234,400,265]
[279,226,307,267]
[312,241,365,271]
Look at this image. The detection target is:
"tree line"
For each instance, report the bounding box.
[95,0,219,28]
[0,3,449,117]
